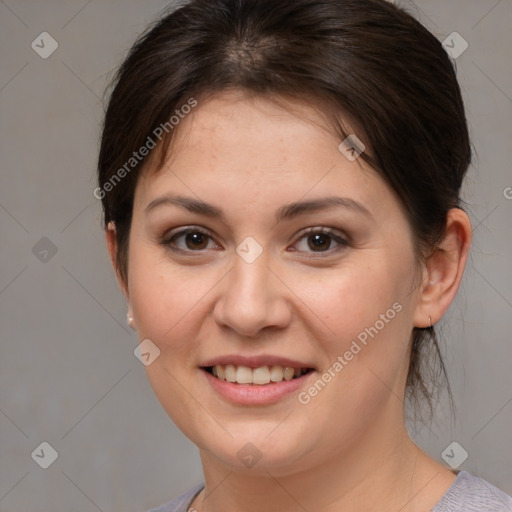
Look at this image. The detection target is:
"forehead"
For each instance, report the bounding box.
[134,91,394,220]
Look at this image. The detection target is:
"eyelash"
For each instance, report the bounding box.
[159,226,349,257]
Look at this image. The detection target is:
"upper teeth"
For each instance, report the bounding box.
[212,365,308,385]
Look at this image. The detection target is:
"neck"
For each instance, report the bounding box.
[192,412,453,512]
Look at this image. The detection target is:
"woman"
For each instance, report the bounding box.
[96,0,512,510]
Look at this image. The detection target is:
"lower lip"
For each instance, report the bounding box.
[202,369,314,405]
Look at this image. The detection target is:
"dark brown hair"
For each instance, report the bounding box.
[97,0,471,417]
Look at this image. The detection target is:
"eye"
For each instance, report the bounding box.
[160,226,349,256]
[290,227,349,255]
[161,227,219,252]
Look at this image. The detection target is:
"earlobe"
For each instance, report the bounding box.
[126,308,137,330]
[413,208,472,328]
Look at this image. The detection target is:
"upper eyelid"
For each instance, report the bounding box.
[292,227,349,249]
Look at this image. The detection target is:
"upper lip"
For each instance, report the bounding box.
[200,355,315,369]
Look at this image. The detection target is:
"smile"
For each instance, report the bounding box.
[201,363,316,405]
[204,364,313,385]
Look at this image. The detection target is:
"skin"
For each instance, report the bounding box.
[106,91,472,511]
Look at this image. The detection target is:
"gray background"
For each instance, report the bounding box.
[0,0,511,510]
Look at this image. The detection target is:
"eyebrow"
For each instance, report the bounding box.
[144,194,373,222]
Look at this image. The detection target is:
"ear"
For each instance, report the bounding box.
[105,221,130,303]
[413,208,472,328]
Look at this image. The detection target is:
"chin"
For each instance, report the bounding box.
[195,422,317,473]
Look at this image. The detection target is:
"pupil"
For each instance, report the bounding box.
[187,232,207,250]
[309,234,330,251]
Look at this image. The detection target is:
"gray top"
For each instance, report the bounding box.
[145,471,512,512]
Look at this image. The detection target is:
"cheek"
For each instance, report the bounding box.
[310,256,412,339]
[127,241,207,350]
[127,243,219,438]
[300,252,416,391]
[292,266,413,438]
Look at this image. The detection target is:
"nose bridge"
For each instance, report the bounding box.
[214,246,289,336]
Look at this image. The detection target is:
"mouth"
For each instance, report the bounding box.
[202,365,315,385]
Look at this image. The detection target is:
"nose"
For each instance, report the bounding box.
[213,249,292,337]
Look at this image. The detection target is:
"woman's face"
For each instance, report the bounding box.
[125,91,423,475]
